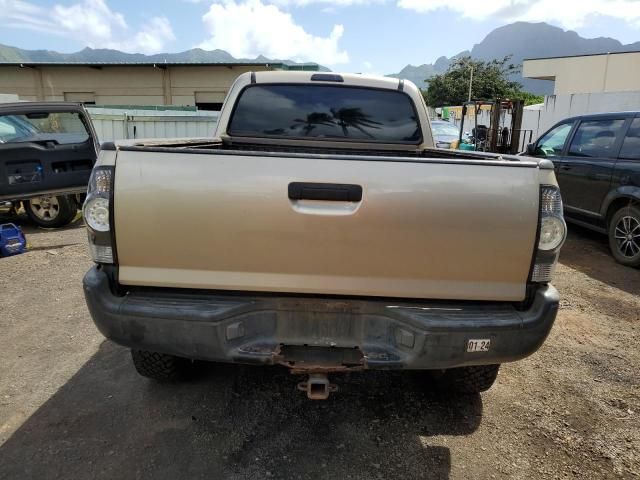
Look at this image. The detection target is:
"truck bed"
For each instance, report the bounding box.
[113,137,529,163]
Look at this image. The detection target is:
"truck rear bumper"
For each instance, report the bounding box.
[83,266,559,370]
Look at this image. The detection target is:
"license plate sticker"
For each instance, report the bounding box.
[467,339,490,352]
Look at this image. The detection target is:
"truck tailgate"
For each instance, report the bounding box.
[114,151,539,301]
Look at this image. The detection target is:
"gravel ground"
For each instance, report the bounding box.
[0,213,638,480]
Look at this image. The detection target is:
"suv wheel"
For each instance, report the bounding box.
[608,205,640,267]
[24,195,78,228]
[435,364,500,394]
[131,349,192,381]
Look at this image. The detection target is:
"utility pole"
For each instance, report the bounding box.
[467,65,474,102]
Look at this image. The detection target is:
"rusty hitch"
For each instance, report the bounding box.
[297,373,338,400]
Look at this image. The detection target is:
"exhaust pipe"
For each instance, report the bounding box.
[297,373,337,400]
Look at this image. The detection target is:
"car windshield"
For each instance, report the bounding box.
[228,84,422,144]
[431,121,459,137]
[0,112,90,145]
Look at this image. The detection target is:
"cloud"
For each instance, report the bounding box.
[0,0,175,54]
[396,0,640,29]
[272,0,384,6]
[198,0,349,64]
[128,17,175,54]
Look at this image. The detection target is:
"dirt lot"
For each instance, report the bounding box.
[0,214,638,480]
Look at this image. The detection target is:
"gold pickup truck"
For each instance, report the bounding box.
[82,72,565,399]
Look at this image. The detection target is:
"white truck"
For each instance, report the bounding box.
[82,72,565,399]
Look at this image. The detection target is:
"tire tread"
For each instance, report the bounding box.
[608,205,640,268]
[131,350,188,381]
[438,364,500,394]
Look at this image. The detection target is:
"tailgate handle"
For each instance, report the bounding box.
[288,182,362,202]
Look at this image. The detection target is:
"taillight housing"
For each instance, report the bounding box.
[531,185,566,283]
[83,166,115,264]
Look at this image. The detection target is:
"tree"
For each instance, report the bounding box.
[424,56,530,107]
[505,89,545,106]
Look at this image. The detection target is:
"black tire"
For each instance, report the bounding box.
[131,349,191,382]
[608,205,640,268]
[435,364,500,394]
[24,195,78,228]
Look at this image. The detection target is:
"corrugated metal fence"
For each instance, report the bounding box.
[87,107,219,143]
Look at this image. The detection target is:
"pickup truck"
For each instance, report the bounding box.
[0,102,98,227]
[83,72,565,399]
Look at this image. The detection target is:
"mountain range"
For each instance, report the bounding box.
[388,22,640,94]
[1,22,639,95]
[0,43,324,70]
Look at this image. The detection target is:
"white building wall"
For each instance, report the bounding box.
[523,52,640,95]
[531,91,640,140]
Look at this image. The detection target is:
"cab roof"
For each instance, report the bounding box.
[248,70,415,92]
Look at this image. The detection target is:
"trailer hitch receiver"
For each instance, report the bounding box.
[297,373,337,400]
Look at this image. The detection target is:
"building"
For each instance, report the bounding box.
[520,51,640,141]
[0,62,318,110]
[523,51,640,95]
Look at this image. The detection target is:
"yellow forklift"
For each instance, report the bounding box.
[456,98,532,154]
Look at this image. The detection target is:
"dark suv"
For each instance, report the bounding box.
[0,102,98,228]
[527,112,640,267]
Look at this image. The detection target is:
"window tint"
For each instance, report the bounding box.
[0,112,89,145]
[620,118,640,160]
[228,85,422,143]
[568,119,625,158]
[535,123,572,157]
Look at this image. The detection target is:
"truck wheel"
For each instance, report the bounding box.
[24,195,78,228]
[608,205,640,267]
[436,364,500,394]
[131,349,191,381]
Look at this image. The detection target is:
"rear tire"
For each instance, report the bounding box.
[24,195,78,228]
[131,349,191,382]
[435,364,500,394]
[608,205,640,268]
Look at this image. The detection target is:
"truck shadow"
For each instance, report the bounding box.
[0,342,483,480]
[559,225,640,297]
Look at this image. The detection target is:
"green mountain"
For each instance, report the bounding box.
[0,43,324,69]
[389,22,640,94]
[4,21,639,94]
[387,53,466,89]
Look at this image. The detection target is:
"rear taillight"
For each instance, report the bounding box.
[83,166,115,264]
[531,185,566,283]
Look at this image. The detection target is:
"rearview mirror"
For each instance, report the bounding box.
[25,112,50,119]
[526,143,536,156]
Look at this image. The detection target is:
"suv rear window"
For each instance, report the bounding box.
[228,84,422,144]
[0,112,90,145]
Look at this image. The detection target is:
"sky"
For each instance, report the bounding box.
[0,0,639,74]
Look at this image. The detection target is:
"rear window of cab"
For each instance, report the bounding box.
[227,84,422,144]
